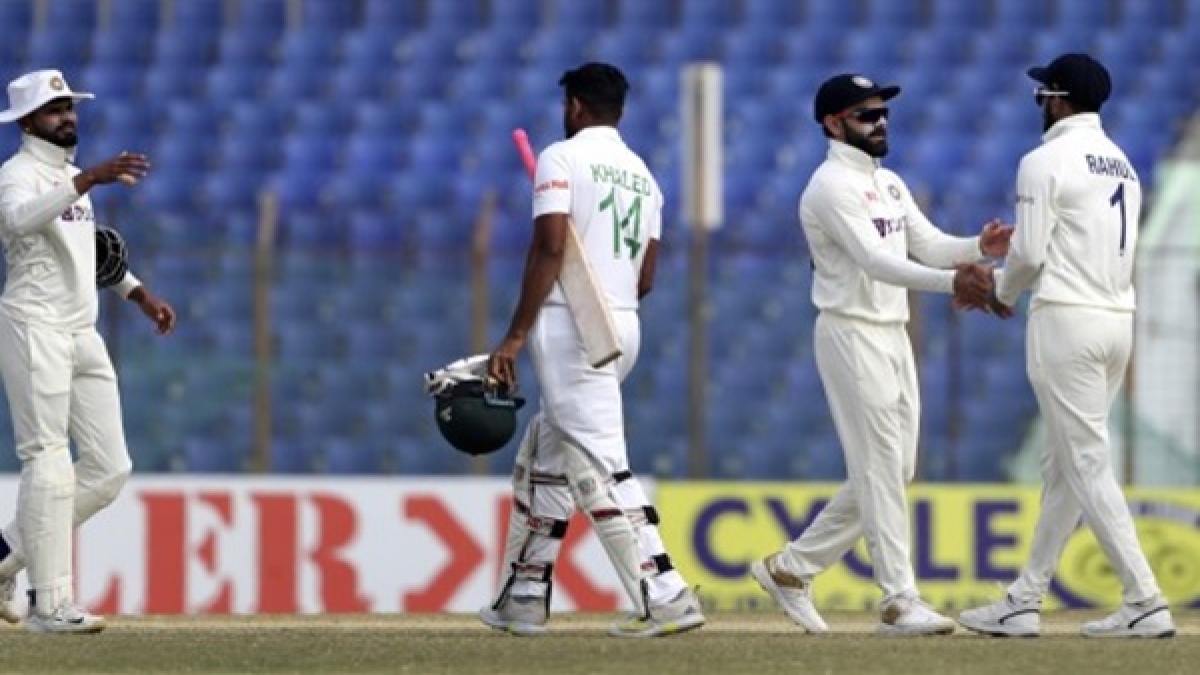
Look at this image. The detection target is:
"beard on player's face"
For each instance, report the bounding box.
[841,119,888,158]
[563,98,584,138]
[1041,99,1060,132]
[24,100,79,148]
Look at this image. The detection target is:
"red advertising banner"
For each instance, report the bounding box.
[0,477,639,615]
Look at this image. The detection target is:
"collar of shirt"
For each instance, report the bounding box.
[827,139,880,174]
[1042,112,1102,143]
[21,132,76,168]
[573,125,621,142]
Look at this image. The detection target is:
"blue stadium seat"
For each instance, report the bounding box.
[992,1,1049,30]
[0,0,33,35]
[270,439,318,473]
[265,65,329,100]
[864,0,922,27]
[615,0,673,28]
[79,64,142,100]
[172,0,224,33]
[300,0,356,30]
[214,132,278,172]
[325,438,389,474]
[225,101,291,145]
[1057,0,1114,27]
[347,210,405,249]
[805,0,861,27]
[279,30,341,69]
[153,29,217,68]
[282,209,347,249]
[143,65,207,101]
[342,30,401,71]
[163,100,220,137]
[45,0,98,32]
[493,0,544,28]
[428,0,486,30]
[362,0,421,30]
[553,0,611,31]
[229,0,285,30]
[324,173,391,212]
[217,29,278,68]
[281,135,338,172]
[329,67,390,100]
[206,66,270,101]
[153,134,212,171]
[184,438,245,473]
[135,170,202,211]
[743,0,800,27]
[25,30,89,72]
[91,30,155,68]
[680,0,738,30]
[1120,0,1171,27]
[200,171,263,212]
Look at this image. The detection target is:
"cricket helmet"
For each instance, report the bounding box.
[426,355,526,456]
[95,226,129,288]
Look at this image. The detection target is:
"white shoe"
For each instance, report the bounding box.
[877,594,955,636]
[750,553,829,634]
[607,587,706,638]
[1082,600,1175,639]
[958,595,1041,637]
[23,600,106,634]
[479,595,548,636]
[0,575,20,624]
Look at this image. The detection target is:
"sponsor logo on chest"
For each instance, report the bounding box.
[866,182,906,239]
[60,203,94,222]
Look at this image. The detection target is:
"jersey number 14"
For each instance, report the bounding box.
[599,187,643,259]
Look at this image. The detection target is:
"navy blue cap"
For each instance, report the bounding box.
[813,74,900,123]
[1028,53,1112,110]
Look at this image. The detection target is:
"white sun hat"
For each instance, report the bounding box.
[0,69,94,124]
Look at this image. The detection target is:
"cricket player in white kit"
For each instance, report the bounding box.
[751,74,1013,635]
[481,63,704,638]
[958,54,1175,639]
[0,70,175,633]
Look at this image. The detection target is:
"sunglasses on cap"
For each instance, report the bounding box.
[837,106,890,124]
[1034,88,1069,106]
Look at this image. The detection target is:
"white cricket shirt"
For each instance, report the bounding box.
[0,134,139,330]
[800,140,982,324]
[997,113,1138,312]
[531,126,663,311]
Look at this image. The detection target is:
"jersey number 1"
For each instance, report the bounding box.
[599,187,643,259]
[1109,183,1127,256]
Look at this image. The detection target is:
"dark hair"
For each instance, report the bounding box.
[558,62,628,123]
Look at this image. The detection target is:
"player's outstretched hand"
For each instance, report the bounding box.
[979,219,1014,257]
[952,263,995,310]
[130,287,176,335]
[79,151,150,189]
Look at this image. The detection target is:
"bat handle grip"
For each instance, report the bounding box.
[511,128,537,181]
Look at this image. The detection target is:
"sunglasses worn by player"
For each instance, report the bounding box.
[1034,88,1069,106]
[837,106,889,125]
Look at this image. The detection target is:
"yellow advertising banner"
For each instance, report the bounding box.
[657,483,1200,612]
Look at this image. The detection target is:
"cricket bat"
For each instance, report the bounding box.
[512,128,622,368]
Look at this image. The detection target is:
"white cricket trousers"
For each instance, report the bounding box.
[0,312,133,608]
[519,305,686,604]
[777,312,920,601]
[1007,305,1161,605]
[529,305,640,473]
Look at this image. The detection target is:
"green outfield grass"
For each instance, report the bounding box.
[0,611,1195,674]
